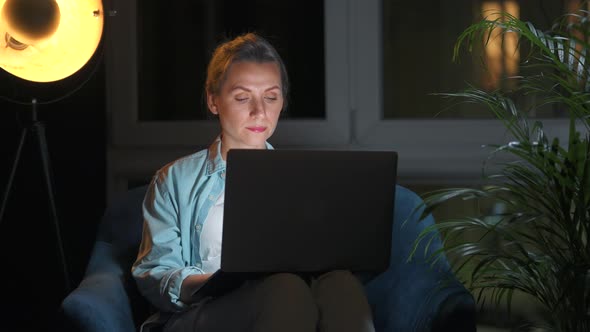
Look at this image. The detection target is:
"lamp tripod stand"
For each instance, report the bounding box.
[0,98,71,292]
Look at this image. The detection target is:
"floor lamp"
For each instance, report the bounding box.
[0,0,104,292]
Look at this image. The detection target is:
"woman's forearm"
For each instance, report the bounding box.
[180,273,213,303]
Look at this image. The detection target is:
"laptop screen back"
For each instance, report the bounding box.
[221,149,397,274]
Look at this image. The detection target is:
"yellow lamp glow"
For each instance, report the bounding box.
[0,0,103,82]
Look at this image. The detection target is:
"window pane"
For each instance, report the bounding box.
[382,0,571,119]
[137,0,325,121]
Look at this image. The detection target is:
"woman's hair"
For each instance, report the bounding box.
[205,32,290,110]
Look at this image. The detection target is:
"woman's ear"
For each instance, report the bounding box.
[207,93,218,115]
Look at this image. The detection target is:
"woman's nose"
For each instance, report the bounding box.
[250,98,265,117]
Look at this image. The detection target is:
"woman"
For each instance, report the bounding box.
[132,32,375,332]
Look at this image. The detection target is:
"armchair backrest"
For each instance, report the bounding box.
[91,184,151,327]
[94,185,148,271]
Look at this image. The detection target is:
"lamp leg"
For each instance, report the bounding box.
[0,127,28,226]
[33,120,72,292]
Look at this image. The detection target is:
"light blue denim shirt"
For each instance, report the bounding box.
[132,136,273,312]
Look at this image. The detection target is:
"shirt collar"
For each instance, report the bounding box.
[206,135,274,176]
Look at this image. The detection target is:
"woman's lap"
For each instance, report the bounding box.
[164,271,374,332]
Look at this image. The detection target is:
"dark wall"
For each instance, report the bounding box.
[0,52,106,330]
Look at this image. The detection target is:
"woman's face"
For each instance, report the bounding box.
[208,61,283,158]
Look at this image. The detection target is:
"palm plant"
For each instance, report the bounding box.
[410,7,590,332]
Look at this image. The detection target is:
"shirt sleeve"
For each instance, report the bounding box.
[131,171,205,312]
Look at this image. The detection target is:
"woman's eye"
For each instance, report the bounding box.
[264,96,278,101]
[235,97,249,102]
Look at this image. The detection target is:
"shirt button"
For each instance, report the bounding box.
[221,172,226,178]
[208,194,215,201]
[196,224,202,231]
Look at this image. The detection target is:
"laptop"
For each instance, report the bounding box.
[191,149,398,301]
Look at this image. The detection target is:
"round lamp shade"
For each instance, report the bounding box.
[0,0,103,83]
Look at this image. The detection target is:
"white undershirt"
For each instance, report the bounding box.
[199,191,224,273]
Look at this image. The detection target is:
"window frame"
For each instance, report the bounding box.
[351,0,570,183]
[105,0,350,148]
[104,0,571,192]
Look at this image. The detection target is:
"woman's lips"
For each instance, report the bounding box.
[246,126,266,133]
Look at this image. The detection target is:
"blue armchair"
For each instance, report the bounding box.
[60,185,476,332]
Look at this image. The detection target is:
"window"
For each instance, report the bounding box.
[381,0,572,120]
[136,0,325,121]
[105,0,573,195]
[353,0,569,184]
[107,0,349,149]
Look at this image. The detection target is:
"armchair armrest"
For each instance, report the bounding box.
[366,269,475,332]
[364,186,476,332]
[61,241,136,332]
